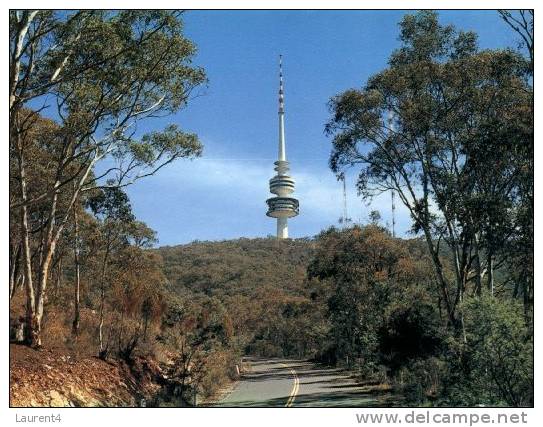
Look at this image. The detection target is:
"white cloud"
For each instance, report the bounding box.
[158,155,413,237]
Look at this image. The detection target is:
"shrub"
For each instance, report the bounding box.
[446,295,533,407]
[379,301,444,375]
[400,357,449,405]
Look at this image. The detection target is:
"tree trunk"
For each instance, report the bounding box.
[143,315,149,341]
[487,253,494,296]
[98,283,106,358]
[16,138,37,346]
[32,182,60,347]
[11,274,25,301]
[54,257,62,300]
[9,243,22,300]
[422,228,456,327]
[22,153,94,347]
[458,280,467,344]
[72,205,81,337]
[98,242,111,358]
[522,275,533,328]
[473,232,482,296]
[9,11,38,112]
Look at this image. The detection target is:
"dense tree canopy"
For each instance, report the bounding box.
[325,11,533,331]
[10,10,206,347]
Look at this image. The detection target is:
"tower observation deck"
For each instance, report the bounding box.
[266,55,299,239]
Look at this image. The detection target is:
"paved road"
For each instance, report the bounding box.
[213,357,395,407]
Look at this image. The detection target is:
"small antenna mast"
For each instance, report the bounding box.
[388,111,396,238]
[391,190,396,238]
[339,174,351,228]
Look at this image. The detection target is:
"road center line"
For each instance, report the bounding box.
[281,363,300,407]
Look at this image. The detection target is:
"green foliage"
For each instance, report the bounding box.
[11,10,207,194]
[10,10,208,347]
[307,226,532,407]
[86,186,135,223]
[308,225,440,371]
[399,357,449,405]
[445,296,533,407]
[129,125,203,171]
[325,10,533,332]
[157,238,320,359]
[379,301,444,374]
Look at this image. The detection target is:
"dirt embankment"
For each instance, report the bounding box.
[10,344,164,407]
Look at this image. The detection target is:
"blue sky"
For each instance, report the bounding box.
[122,10,518,246]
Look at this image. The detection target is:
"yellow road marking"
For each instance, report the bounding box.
[281,363,300,407]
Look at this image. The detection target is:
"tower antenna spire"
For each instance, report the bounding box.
[266,55,299,238]
[279,54,284,114]
[278,54,286,161]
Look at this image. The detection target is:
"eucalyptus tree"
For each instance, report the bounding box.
[10,10,206,346]
[325,11,532,330]
[498,10,533,68]
[309,226,397,368]
[86,186,136,358]
[496,9,534,324]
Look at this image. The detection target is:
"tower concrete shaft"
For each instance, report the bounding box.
[277,217,288,239]
[266,55,299,239]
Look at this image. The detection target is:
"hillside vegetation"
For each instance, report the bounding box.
[155,227,532,406]
[10,10,532,408]
[10,226,533,407]
[157,238,316,357]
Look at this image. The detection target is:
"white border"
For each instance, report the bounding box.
[3,2,540,426]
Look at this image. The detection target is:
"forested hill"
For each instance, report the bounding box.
[154,237,318,359]
[156,238,316,297]
[155,227,532,407]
